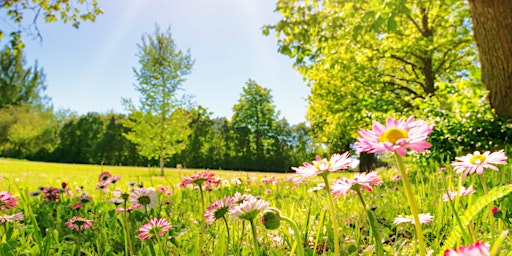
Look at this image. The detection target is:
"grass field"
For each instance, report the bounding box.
[0,157,511,255]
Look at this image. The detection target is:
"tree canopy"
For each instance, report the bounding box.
[264,0,477,152]
[123,26,194,176]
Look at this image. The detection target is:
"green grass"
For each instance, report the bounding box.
[0,157,511,255]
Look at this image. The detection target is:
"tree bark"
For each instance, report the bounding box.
[468,0,512,117]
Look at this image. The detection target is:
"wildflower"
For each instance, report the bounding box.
[28,191,40,197]
[0,212,24,223]
[444,241,490,256]
[138,218,172,240]
[393,213,434,225]
[127,181,137,187]
[331,171,383,196]
[232,192,255,204]
[109,175,121,184]
[42,187,60,202]
[354,116,433,156]
[0,191,18,210]
[262,176,278,185]
[129,188,158,209]
[229,197,269,221]
[157,185,170,194]
[291,152,352,182]
[442,186,476,202]
[77,193,93,204]
[161,200,172,205]
[108,198,124,206]
[204,197,235,225]
[66,216,93,231]
[72,203,82,210]
[179,171,220,188]
[261,208,282,230]
[308,183,326,193]
[116,204,141,213]
[391,174,402,182]
[491,207,499,214]
[95,181,111,190]
[450,150,508,178]
[164,190,173,197]
[231,178,242,185]
[98,172,112,182]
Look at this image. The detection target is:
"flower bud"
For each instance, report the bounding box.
[261,208,281,230]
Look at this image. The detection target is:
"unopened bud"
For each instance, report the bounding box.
[261,208,281,230]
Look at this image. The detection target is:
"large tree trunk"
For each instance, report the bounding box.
[467,0,512,117]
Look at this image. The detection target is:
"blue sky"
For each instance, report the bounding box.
[20,0,310,125]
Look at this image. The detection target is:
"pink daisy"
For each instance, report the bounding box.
[354,116,433,156]
[444,241,490,256]
[0,212,24,223]
[0,191,18,210]
[108,175,121,184]
[98,172,112,182]
[393,213,434,225]
[291,152,352,182]
[157,185,170,194]
[129,188,158,209]
[308,183,326,193]
[331,171,383,196]
[77,193,93,204]
[95,180,111,190]
[450,150,508,178]
[442,186,477,202]
[204,197,235,225]
[42,187,60,202]
[138,218,172,240]
[66,216,93,231]
[229,196,269,221]
[179,171,220,188]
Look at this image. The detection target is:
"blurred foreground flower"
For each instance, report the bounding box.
[0,191,18,210]
[444,241,489,256]
[0,212,24,223]
[393,213,433,225]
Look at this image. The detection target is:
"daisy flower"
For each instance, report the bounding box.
[66,216,93,231]
[231,178,242,185]
[308,183,326,193]
[393,213,434,225]
[179,171,220,188]
[138,218,172,240]
[129,188,158,209]
[77,193,93,204]
[42,187,60,202]
[232,192,255,204]
[442,186,477,202]
[204,197,235,225]
[0,212,24,223]
[444,241,489,256]
[98,172,112,182]
[95,180,111,190]
[450,150,508,178]
[330,171,383,196]
[291,152,352,182]
[157,185,170,194]
[229,197,269,221]
[109,175,121,184]
[0,191,18,210]
[354,116,433,156]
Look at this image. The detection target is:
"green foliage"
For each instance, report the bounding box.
[264,0,477,153]
[123,25,194,174]
[441,184,512,251]
[1,0,104,50]
[0,45,49,108]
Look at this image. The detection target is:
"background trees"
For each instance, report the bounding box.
[123,26,194,176]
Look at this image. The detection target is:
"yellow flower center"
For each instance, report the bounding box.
[469,154,486,165]
[379,128,409,145]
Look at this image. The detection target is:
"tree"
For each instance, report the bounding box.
[123,26,194,176]
[231,80,284,171]
[1,0,103,52]
[467,0,512,118]
[264,0,477,152]
[0,44,48,109]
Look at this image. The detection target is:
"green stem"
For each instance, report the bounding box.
[479,173,495,244]
[249,219,260,256]
[198,185,206,254]
[222,216,231,255]
[321,175,340,256]
[394,152,426,256]
[281,216,305,256]
[441,177,472,244]
[355,189,384,256]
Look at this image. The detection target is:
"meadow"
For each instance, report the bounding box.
[1,116,512,256]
